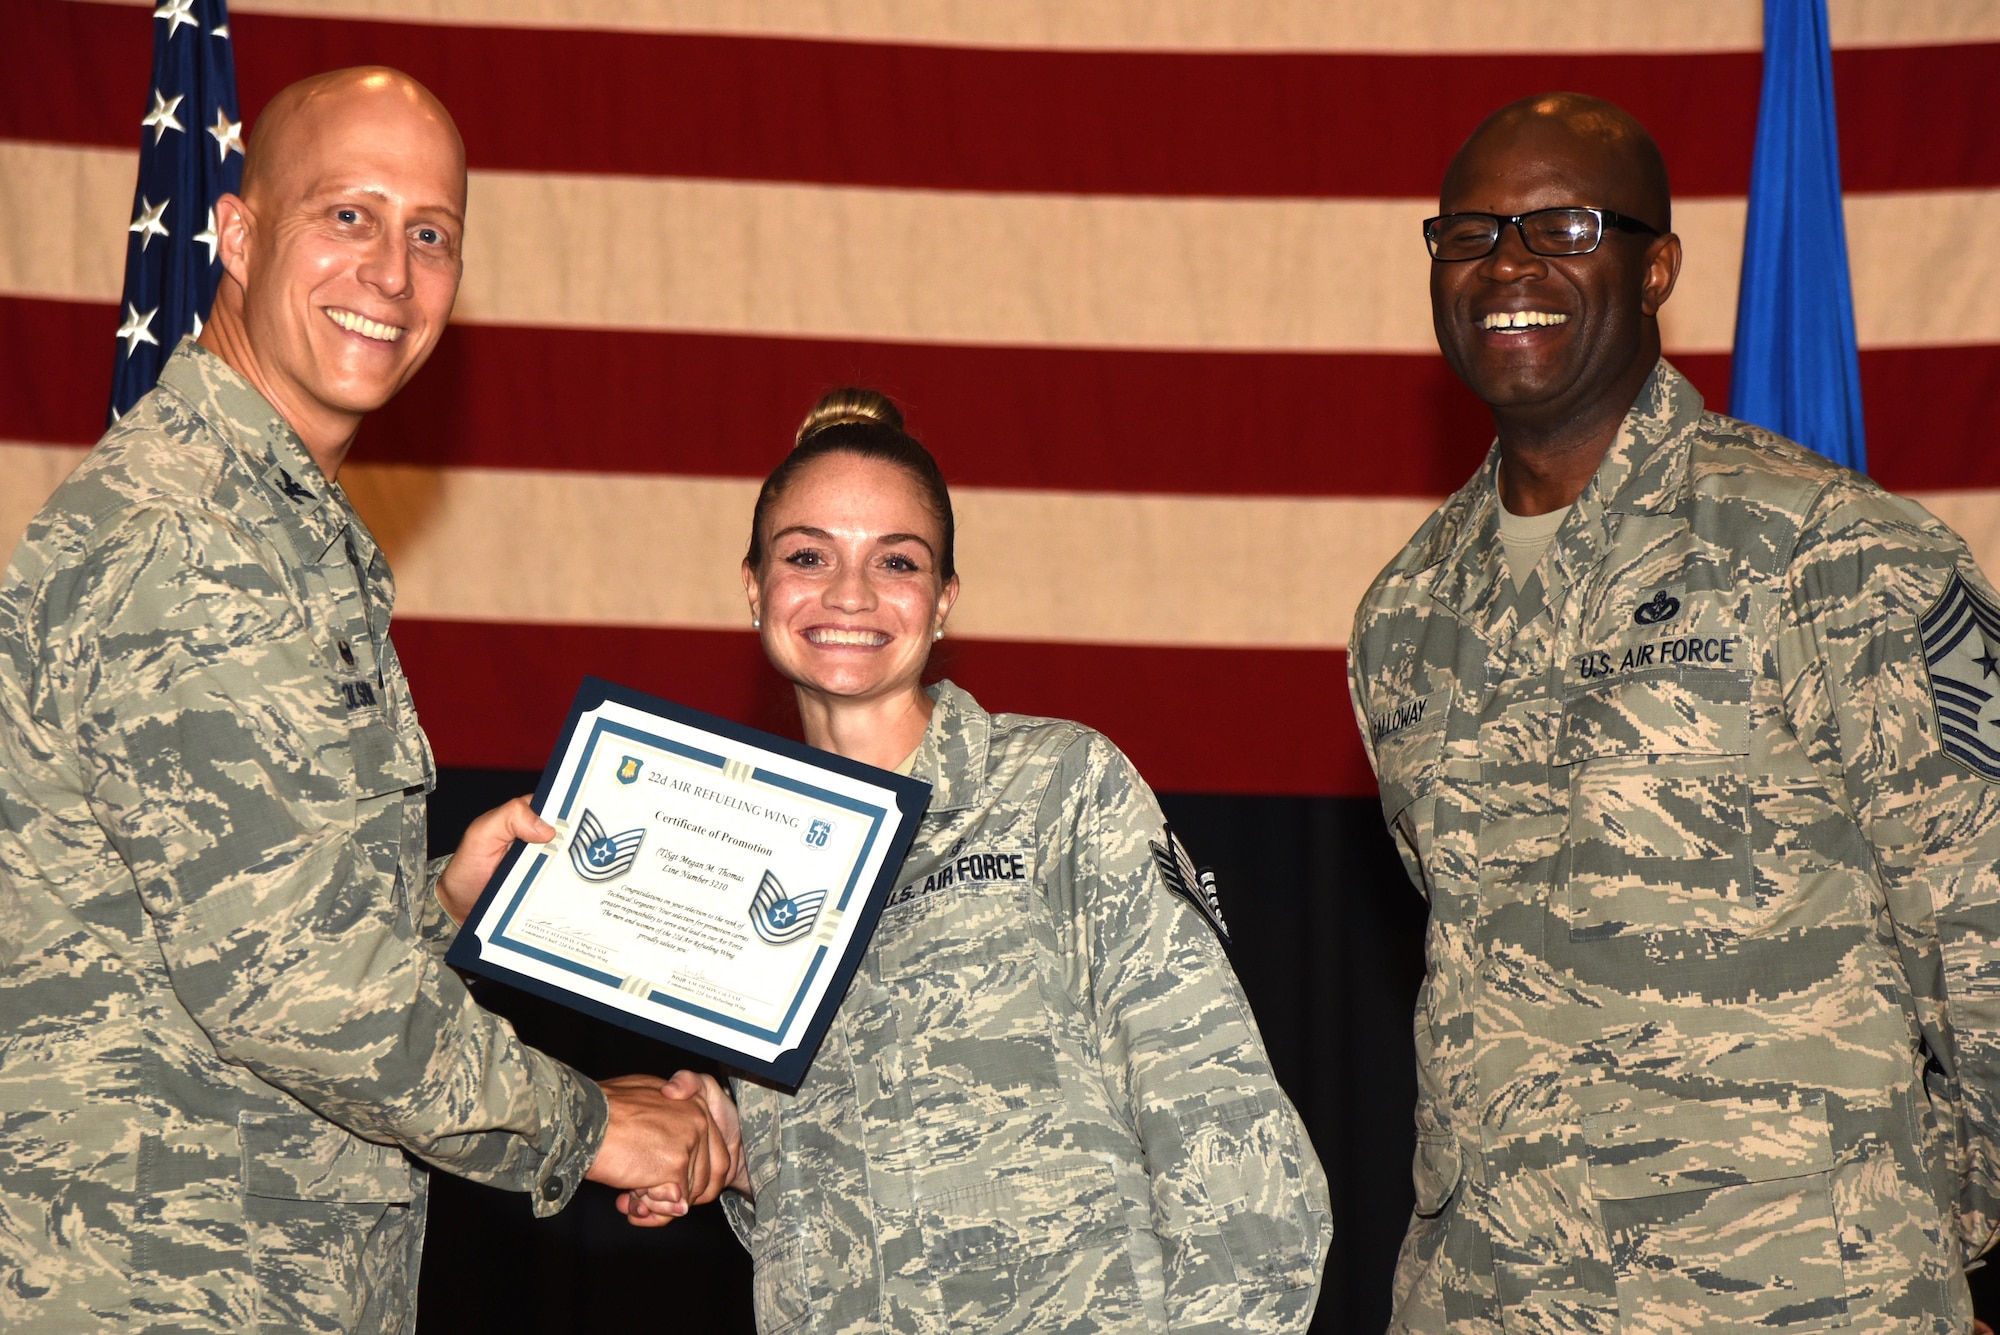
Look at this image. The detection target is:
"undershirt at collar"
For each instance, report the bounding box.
[1497,497,1573,592]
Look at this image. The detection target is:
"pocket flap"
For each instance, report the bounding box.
[1583,1094,1832,1201]
[348,715,427,800]
[1372,689,1448,820]
[1558,671,1752,765]
[240,1112,418,1203]
[918,1160,1122,1267]
[1412,1131,1463,1217]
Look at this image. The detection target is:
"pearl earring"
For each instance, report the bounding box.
[933,626,945,641]
[752,617,761,630]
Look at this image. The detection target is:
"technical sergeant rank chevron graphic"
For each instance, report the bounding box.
[567,808,646,882]
[748,869,828,946]
[1920,570,2000,781]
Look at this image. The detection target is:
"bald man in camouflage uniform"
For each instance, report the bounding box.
[724,682,1331,1332]
[0,69,722,1334]
[1350,95,2000,1331]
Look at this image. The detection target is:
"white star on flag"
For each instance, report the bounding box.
[141,90,184,144]
[129,197,170,252]
[191,310,204,339]
[211,23,229,37]
[116,304,160,356]
[153,0,198,38]
[193,207,221,265]
[207,107,243,162]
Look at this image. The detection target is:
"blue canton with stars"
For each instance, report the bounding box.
[110,0,242,424]
[1920,569,2000,782]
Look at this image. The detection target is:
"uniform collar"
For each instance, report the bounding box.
[154,338,364,564]
[1583,357,1703,520]
[910,679,990,813]
[1417,358,1701,636]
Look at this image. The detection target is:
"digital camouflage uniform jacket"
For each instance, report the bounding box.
[0,343,608,1335]
[1349,360,2000,1334]
[723,682,1330,1333]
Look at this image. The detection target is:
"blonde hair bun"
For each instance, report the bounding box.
[796,387,905,447]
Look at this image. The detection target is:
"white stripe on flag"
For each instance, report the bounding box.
[336,463,1442,648]
[65,0,2000,53]
[7,442,2000,652]
[6,139,1998,355]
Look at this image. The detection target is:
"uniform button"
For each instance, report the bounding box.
[337,639,355,666]
[540,1179,563,1201]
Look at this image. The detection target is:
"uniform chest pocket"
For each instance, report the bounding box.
[340,645,432,802]
[1555,671,1758,952]
[875,872,1066,1123]
[1372,690,1449,862]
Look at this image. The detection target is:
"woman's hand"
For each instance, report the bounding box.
[617,1069,750,1224]
[436,796,553,926]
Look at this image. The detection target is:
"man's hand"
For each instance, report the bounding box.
[436,796,552,925]
[587,1075,723,1227]
[616,1070,747,1225]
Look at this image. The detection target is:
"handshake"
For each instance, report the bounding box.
[585,1067,750,1225]
[442,798,749,1224]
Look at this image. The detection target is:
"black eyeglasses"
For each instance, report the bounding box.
[1422,207,1661,262]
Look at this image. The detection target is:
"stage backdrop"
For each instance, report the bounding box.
[6,2,2000,1330]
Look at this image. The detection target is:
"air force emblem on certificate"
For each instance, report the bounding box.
[749,869,828,946]
[616,755,643,784]
[1921,570,2000,781]
[569,808,646,881]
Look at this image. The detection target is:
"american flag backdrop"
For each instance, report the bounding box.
[6,0,2000,801]
[104,0,242,422]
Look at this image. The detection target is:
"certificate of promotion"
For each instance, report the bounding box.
[447,677,931,1087]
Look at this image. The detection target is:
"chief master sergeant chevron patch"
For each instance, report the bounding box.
[1920,569,2000,781]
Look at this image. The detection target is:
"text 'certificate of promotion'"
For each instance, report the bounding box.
[447,677,931,1087]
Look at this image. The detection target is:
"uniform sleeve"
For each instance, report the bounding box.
[1782,478,2000,1260]
[38,505,607,1213]
[416,852,461,954]
[1045,734,1331,1333]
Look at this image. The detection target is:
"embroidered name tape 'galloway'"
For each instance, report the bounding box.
[1920,569,2000,781]
[1373,694,1433,740]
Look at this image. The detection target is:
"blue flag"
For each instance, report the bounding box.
[1728,0,1866,471]
[109,0,243,425]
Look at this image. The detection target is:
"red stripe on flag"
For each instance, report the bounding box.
[6,1,1997,197]
[7,298,2000,498]
[1,299,116,448]
[390,619,1374,797]
[1859,346,2000,497]
[354,324,1499,498]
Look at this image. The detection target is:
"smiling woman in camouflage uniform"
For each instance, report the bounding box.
[679,388,1330,1332]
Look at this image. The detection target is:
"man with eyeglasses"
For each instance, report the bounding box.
[1349,92,2000,1333]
